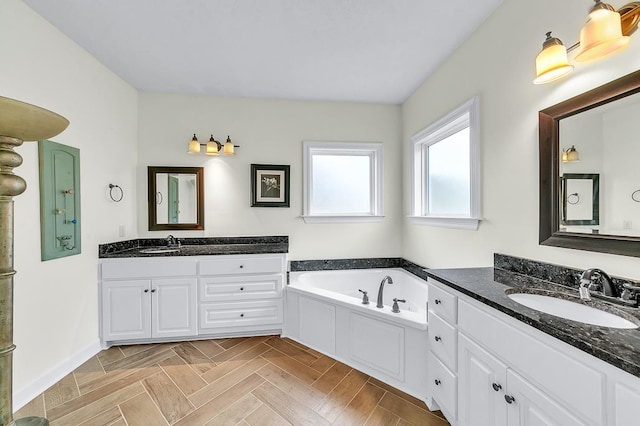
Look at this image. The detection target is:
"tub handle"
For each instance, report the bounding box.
[358,289,369,305]
[392,298,406,313]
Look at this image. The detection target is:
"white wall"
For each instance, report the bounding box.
[402,0,640,277]
[137,93,402,260]
[0,0,138,405]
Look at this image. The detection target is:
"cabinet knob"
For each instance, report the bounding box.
[492,383,502,392]
[434,379,441,386]
[434,299,441,305]
[240,287,244,291]
[151,289,156,293]
[504,395,515,404]
[240,313,244,318]
[239,265,244,269]
[434,336,442,342]
[144,289,149,293]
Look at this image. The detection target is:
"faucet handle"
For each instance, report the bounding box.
[622,283,640,304]
[358,289,369,305]
[392,298,406,313]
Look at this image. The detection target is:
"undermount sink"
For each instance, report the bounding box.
[507,292,639,329]
[139,247,181,254]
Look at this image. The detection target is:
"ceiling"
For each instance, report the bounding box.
[23,0,503,104]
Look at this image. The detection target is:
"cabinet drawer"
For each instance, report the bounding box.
[199,256,284,276]
[199,275,283,301]
[199,300,283,330]
[101,259,197,279]
[428,279,457,324]
[428,311,457,372]
[428,352,457,419]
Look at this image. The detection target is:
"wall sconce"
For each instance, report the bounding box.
[562,145,580,162]
[187,134,239,155]
[533,1,640,84]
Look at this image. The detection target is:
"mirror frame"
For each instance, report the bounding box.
[561,173,599,227]
[539,69,640,257]
[147,166,205,231]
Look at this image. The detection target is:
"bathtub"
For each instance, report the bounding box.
[284,268,429,400]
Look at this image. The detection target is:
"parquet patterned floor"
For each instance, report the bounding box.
[16,336,449,425]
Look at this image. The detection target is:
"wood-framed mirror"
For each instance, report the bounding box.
[147,166,204,231]
[539,70,640,257]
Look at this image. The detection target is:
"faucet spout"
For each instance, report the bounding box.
[376,276,393,308]
[579,268,617,299]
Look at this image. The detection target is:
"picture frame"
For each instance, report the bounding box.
[251,164,290,207]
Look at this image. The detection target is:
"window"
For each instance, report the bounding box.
[303,141,383,223]
[410,96,481,230]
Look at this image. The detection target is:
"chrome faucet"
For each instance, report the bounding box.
[376,276,393,308]
[166,234,180,248]
[579,268,617,300]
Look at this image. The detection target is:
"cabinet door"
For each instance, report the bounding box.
[102,280,151,341]
[506,370,588,426]
[458,334,508,426]
[152,278,198,339]
[611,377,640,426]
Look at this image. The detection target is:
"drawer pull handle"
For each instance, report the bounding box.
[504,395,515,404]
[144,289,149,293]
[434,299,441,305]
[492,383,502,392]
[240,313,244,318]
[434,336,442,342]
[434,379,441,386]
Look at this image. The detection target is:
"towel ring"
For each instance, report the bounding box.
[567,193,580,205]
[632,190,640,203]
[156,191,163,205]
[108,184,124,202]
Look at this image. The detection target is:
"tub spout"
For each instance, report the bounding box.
[376,275,393,308]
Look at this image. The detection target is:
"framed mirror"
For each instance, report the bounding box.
[539,70,640,257]
[147,166,204,231]
[561,173,599,228]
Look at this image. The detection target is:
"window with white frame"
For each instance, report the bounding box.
[303,141,383,223]
[410,96,481,230]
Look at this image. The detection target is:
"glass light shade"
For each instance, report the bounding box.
[565,145,580,162]
[188,134,200,153]
[575,7,629,62]
[206,135,219,155]
[562,150,569,163]
[533,33,574,84]
[223,136,235,155]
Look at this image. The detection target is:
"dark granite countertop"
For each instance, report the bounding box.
[426,267,640,378]
[99,236,288,258]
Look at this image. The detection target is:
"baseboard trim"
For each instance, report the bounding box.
[13,338,102,411]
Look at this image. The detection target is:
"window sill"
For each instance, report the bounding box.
[302,215,385,224]
[408,216,481,230]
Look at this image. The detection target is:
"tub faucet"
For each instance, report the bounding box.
[579,268,617,300]
[376,276,393,308]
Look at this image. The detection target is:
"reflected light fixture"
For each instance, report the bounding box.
[562,145,580,163]
[187,133,239,155]
[534,1,640,84]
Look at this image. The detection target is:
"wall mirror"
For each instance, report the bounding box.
[147,166,204,231]
[539,70,640,257]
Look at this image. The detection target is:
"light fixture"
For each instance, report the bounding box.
[562,145,580,162]
[534,1,640,84]
[0,96,69,425]
[187,133,239,156]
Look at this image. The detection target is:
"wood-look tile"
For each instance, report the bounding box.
[43,373,80,410]
[204,394,262,426]
[368,376,428,410]
[108,419,127,426]
[103,343,174,372]
[159,354,207,396]
[119,343,160,357]
[174,374,264,426]
[14,394,45,419]
[200,342,270,384]
[49,382,145,425]
[216,337,248,350]
[212,336,269,363]
[312,361,353,394]
[252,381,330,426]
[365,405,400,426]
[189,357,268,408]
[332,381,386,425]
[97,346,126,367]
[378,392,448,426]
[282,337,314,352]
[265,336,319,365]
[142,371,194,424]
[260,348,322,385]
[119,391,169,426]
[244,403,292,426]
[256,362,326,409]
[315,369,369,423]
[73,355,105,386]
[309,354,336,374]
[190,339,226,358]
[77,406,123,425]
[173,342,217,374]
[48,366,160,421]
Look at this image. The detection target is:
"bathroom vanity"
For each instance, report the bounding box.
[98,237,287,347]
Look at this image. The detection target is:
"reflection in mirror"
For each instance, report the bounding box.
[148,167,204,231]
[561,173,599,230]
[539,69,640,257]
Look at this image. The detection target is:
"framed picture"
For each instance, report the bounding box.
[251,164,290,207]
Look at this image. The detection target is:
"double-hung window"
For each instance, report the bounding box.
[303,141,383,223]
[410,96,481,229]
